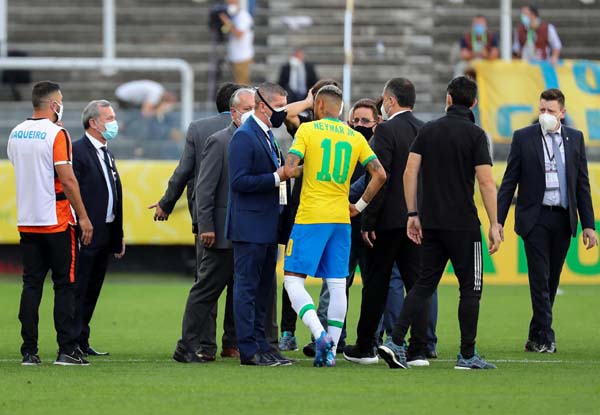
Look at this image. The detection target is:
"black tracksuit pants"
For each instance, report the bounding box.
[392,229,483,358]
[19,226,78,356]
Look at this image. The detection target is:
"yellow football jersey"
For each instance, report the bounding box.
[289,117,376,224]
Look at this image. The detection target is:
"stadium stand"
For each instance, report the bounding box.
[1,0,599,158]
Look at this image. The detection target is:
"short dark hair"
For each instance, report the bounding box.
[384,77,416,109]
[255,82,287,108]
[540,88,565,108]
[216,82,242,113]
[374,96,383,116]
[447,76,477,107]
[350,98,378,121]
[310,79,341,97]
[525,4,539,17]
[32,81,60,109]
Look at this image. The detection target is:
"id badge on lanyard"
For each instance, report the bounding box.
[545,165,560,190]
[279,181,288,205]
[542,135,559,190]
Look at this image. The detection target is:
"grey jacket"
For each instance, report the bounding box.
[195,123,237,249]
[158,112,231,228]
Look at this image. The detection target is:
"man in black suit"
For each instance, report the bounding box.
[278,48,318,103]
[343,78,430,366]
[498,88,597,353]
[173,88,256,363]
[72,100,125,356]
[149,82,241,360]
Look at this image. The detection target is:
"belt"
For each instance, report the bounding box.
[542,205,567,213]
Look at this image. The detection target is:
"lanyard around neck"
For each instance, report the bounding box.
[542,133,561,162]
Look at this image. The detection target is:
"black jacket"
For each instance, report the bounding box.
[361,111,424,232]
[72,135,123,252]
[498,123,595,237]
[278,61,318,102]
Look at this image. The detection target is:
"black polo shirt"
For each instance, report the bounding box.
[410,105,492,231]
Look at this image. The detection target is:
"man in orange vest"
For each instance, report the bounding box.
[8,81,94,366]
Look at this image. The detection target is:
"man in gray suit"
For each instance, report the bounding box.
[149,82,241,361]
[173,88,256,363]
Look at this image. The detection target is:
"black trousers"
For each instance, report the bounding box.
[19,226,78,355]
[75,240,110,350]
[355,229,426,353]
[522,207,571,345]
[392,229,483,358]
[178,247,237,355]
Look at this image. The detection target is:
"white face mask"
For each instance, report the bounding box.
[227,4,239,15]
[380,103,389,121]
[539,112,560,133]
[53,101,64,123]
[240,109,254,124]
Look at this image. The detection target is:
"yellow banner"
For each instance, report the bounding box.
[476,60,600,145]
[0,160,196,245]
[1,160,599,284]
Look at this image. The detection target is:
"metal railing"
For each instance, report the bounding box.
[0,57,194,133]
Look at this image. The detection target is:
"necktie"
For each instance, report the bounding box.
[100,147,118,214]
[267,130,279,167]
[551,133,568,208]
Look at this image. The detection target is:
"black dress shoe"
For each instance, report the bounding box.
[302,342,316,357]
[240,353,280,367]
[172,346,209,364]
[425,349,438,359]
[86,346,110,356]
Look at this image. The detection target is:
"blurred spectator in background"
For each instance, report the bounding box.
[513,5,562,64]
[115,79,176,117]
[1,50,31,101]
[278,48,318,103]
[115,80,181,154]
[219,0,254,84]
[454,15,499,78]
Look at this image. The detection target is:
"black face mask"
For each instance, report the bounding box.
[353,125,374,140]
[256,89,287,128]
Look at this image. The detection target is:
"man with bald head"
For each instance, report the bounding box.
[282,85,387,367]
[173,88,256,363]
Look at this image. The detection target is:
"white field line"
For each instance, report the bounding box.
[1,358,600,364]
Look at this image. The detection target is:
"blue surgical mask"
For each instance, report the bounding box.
[472,23,486,36]
[101,120,119,141]
[521,14,531,28]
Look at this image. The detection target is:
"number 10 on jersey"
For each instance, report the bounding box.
[316,139,352,184]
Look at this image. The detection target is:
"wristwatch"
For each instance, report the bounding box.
[407,211,419,217]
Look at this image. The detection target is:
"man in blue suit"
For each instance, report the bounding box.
[227,82,291,366]
[72,100,125,357]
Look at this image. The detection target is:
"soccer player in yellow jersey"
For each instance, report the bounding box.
[282,85,386,367]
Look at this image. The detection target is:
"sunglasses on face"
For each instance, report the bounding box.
[350,118,376,126]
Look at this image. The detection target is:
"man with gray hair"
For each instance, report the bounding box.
[72,100,125,357]
[173,88,255,363]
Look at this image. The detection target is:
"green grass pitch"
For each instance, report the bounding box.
[0,274,599,415]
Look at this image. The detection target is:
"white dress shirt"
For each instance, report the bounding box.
[251,114,281,187]
[85,132,115,223]
[541,126,566,207]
